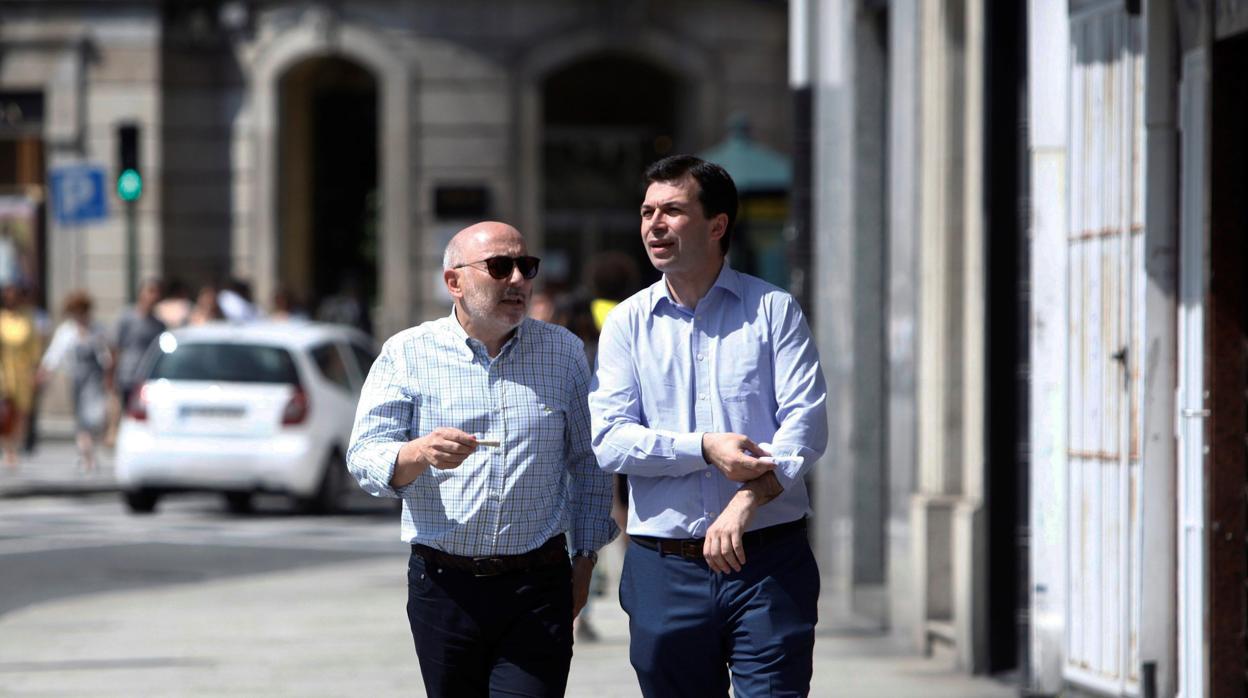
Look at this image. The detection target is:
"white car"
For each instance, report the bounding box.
[115,321,376,515]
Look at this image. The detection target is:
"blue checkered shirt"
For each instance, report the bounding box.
[347,310,618,556]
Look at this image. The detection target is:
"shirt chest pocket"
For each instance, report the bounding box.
[411,393,494,440]
[716,330,767,402]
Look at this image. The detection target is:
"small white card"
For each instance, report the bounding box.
[757,443,804,469]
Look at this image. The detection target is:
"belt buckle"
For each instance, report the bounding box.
[472,556,508,577]
[680,540,703,559]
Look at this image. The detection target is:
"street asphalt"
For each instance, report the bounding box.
[0,441,1017,697]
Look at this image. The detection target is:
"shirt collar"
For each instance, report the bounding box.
[648,262,742,313]
[443,306,525,357]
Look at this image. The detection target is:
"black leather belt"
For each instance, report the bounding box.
[412,535,567,577]
[631,518,807,560]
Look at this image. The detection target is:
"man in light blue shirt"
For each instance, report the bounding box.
[590,155,828,697]
[348,221,617,696]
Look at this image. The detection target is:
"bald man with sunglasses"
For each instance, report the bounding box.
[347,221,618,697]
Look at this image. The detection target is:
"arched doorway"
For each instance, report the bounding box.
[540,53,679,290]
[277,56,377,328]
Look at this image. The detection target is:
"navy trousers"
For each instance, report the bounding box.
[406,551,573,697]
[619,526,820,697]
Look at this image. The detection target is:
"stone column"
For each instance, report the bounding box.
[911,0,990,672]
[886,0,923,649]
[810,0,889,628]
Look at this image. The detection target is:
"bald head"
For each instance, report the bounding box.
[442,221,533,352]
[443,221,524,270]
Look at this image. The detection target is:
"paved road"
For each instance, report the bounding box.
[0,444,1017,696]
[0,492,397,618]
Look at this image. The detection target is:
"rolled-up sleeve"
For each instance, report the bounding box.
[765,296,828,490]
[589,311,708,479]
[347,337,415,498]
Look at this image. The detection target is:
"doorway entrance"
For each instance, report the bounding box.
[540,53,678,291]
[278,56,377,325]
[0,91,46,309]
[1206,29,1248,696]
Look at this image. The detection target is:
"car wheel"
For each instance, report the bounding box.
[124,489,159,514]
[297,450,346,515]
[223,491,254,514]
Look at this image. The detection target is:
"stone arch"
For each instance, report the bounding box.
[514,27,719,258]
[244,11,413,336]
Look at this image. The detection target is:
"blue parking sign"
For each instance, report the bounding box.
[50,164,108,225]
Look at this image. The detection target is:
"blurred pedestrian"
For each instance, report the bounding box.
[154,279,193,329]
[528,288,559,323]
[586,250,641,334]
[111,278,165,419]
[528,284,604,642]
[270,287,307,322]
[316,272,372,336]
[23,294,50,455]
[218,278,259,322]
[188,284,224,325]
[589,155,828,697]
[583,251,643,536]
[347,221,617,696]
[38,291,112,472]
[0,284,41,468]
[530,252,643,644]
[554,290,596,363]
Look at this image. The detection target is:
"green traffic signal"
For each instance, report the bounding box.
[117,168,142,201]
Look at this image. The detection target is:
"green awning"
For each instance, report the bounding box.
[698,114,792,193]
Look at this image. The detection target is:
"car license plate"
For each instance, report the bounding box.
[179,405,245,419]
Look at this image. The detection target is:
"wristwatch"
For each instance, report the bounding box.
[572,549,598,564]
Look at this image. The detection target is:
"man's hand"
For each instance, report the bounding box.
[701,432,774,482]
[571,555,595,619]
[415,428,480,469]
[702,471,785,574]
[391,428,479,487]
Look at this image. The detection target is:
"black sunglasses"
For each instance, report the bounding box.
[454,255,541,280]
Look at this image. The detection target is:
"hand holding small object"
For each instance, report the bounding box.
[417,428,480,470]
[701,433,773,482]
[756,443,804,470]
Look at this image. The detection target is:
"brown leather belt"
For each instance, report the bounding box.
[631,518,807,560]
[412,535,568,577]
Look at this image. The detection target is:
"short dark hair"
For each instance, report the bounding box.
[586,251,641,302]
[62,289,93,317]
[643,155,738,254]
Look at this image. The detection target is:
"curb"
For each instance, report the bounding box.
[0,482,120,499]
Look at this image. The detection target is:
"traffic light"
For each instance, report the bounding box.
[116,122,142,201]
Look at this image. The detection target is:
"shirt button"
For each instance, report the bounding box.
[704,471,711,478]
[699,393,707,400]
[697,353,704,361]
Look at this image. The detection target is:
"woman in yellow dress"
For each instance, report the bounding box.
[0,284,41,468]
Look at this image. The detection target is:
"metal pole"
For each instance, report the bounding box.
[126,199,136,304]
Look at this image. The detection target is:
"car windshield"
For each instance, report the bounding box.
[148,343,300,384]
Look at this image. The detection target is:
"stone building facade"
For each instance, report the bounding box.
[0,0,791,336]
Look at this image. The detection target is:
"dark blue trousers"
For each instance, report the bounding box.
[406,552,573,697]
[619,526,820,697]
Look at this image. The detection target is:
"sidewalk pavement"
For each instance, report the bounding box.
[0,438,119,499]
[0,440,1017,697]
